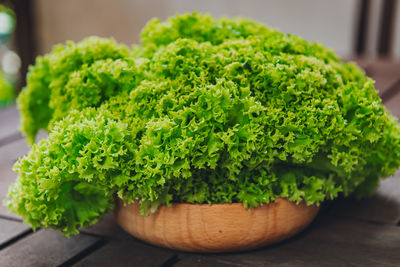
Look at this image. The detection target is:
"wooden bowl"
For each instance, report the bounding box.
[115,198,319,253]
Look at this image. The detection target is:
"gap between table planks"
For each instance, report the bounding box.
[0,59,400,266]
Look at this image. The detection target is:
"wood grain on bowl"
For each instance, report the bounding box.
[116,198,319,253]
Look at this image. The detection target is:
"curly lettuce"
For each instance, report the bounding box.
[17,37,132,144]
[6,12,400,236]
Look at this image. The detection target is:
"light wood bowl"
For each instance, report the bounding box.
[116,198,319,253]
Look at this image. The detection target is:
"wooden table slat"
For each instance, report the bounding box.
[72,239,175,267]
[175,256,237,267]
[76,213,178,266]
[80,213,127,240]
[352,59,400,99]
[0,218,31,249]
[384,91,400,119]
[193,216,400,266]
[0,139,30,166]
[0,106,20,141]
[327,175,400,225]
[347,59,400,95]
[0,164,20,219]
[0,130,47,166]
[0,229,101,267]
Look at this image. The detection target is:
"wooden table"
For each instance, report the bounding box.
[1,60,400,266]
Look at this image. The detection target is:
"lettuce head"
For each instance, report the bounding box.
[6,13,400,236]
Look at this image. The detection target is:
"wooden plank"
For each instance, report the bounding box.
[79,208,181,266]
[73,239,175,267]
[327,175,400,225]
[78,212,177,266]
[0,164,18,217]
[289,216,400,265]
[384,91,400,119]
[0,229,101,267]
[0,106,20,141]
[0,218,31,249]
[175,256,236,267]
[374,74,400,99]
[202,216,400,266]
[344,59,400,100]
[365,61,400,96]
[178,252,325,267]
[0,139,29,165]
[81,212,131,241]
[0,130,47,165]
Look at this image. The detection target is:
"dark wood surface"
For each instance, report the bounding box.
[1,59,400,266]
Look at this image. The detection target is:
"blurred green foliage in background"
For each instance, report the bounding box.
[0,70,14,106]
[0,4,16,106]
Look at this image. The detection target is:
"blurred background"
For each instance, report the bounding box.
[0,0,399,98]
